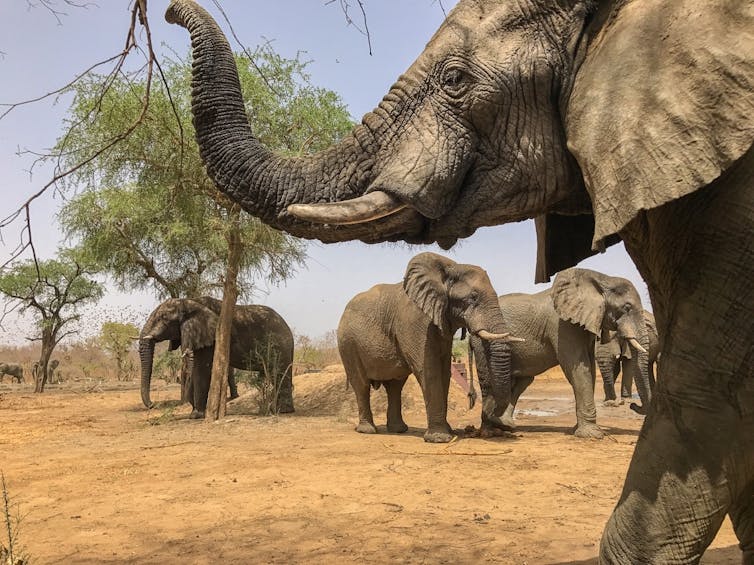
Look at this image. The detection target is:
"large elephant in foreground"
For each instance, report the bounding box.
[596,310,660,405]
[470,268,651,439]
[167,0,754,561]
[139,297,294,417]
[338,252,517,443]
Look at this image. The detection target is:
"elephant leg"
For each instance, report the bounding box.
[620,358,633,398]
[227,369,239,400]
[190,348,213,419]
[384,377,408,433]
[417,359,453,443]
[559,336,603,439]
[599,359,619,405]
[483,376,533,431]
[352,379,377,434]
[727,430,754,563]
[275,362,295,414]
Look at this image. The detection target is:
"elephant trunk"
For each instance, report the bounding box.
[486,339,512,410]
[617,316,652,414]
[139,339,156,409]
[164,0,423,244]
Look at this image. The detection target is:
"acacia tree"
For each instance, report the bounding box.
[56,48,353,418]
[0,253,103,392]
[99,321,140,381]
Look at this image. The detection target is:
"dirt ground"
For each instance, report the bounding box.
[0,367,740,564]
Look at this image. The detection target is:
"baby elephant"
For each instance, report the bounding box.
[338,252,517,443]
[0,362,24,383]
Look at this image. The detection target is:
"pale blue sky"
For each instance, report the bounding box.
[0,1,646,344]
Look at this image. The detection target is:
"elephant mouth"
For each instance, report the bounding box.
[287,189,479,249]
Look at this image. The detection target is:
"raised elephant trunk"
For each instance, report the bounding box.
[164,0,423,244]
[139,338,156,409]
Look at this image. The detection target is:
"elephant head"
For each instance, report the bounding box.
[551,267,651,413]
[139,297,219,408]
[165,0,753,270]
[403,252,516,409]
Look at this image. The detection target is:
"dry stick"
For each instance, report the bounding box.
[382,442,512,457]
[1,1,158,273]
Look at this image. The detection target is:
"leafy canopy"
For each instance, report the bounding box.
[57,47,354,299]
[0,253,103,344]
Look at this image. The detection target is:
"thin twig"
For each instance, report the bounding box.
[382,443,512,457]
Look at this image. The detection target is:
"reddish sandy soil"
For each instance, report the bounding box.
[0,368,740,564]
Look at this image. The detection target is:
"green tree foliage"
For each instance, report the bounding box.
[99,321,139,381]
[57,47,354,299]
[0,253,103,392]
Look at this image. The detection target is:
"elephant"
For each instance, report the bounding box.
[139,296,294,418]
[33,359,61,385]
[167,1,754,562]
[0,363,24,383]
[338,252,518,443]
[596,310,660,405]
[470,268,651,440]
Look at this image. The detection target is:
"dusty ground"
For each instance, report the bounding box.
[0,367,740,564]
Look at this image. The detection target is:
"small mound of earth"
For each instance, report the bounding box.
[227,364,480,422]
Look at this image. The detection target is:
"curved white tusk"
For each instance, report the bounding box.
[477,330,525,343]
[287,191,406,225]
[627,337,647,354]
[140,335,154,341]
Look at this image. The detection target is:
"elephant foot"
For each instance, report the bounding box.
[482,413,516,431]
[387,420,408,434]
[189,409,205,419]
[602,399,624,407]
[423,429,455,443]
[355,421,377,434]
[573,422,604,439]
[276,404,295,414]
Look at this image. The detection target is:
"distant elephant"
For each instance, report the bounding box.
[471,268,651,440]
[596,310,660,405]
[169,1,754,561]
[0,363,24,383]
[139,296,294,418]
[32,359,61,386]
[338,252,518,443]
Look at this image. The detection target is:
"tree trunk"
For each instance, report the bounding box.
[34,336,54,393]
[205,206,242,421]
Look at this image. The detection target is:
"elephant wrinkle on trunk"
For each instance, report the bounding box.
[139,338,156,409]
[138,297,295,416]
[170,0,754,560]
[338,253,513,443]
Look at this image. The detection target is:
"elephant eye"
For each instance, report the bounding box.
[441,66,472,97]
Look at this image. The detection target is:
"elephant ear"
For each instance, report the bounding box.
[551,268,606,338]
[403,252,454,329]
[566,0,754,251]
[180,300,218,351]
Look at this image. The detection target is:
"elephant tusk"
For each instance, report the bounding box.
[477,330,525,343]
[627,337,647,354]
[140,335,154,341]
[287,191,406,225]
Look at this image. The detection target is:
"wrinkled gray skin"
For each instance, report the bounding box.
[168,0,754,561]
[0,363,24,383]
[139,297,294,418]
[596,310,660,405]
[338,252,512,443]
[471,268,651,440]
